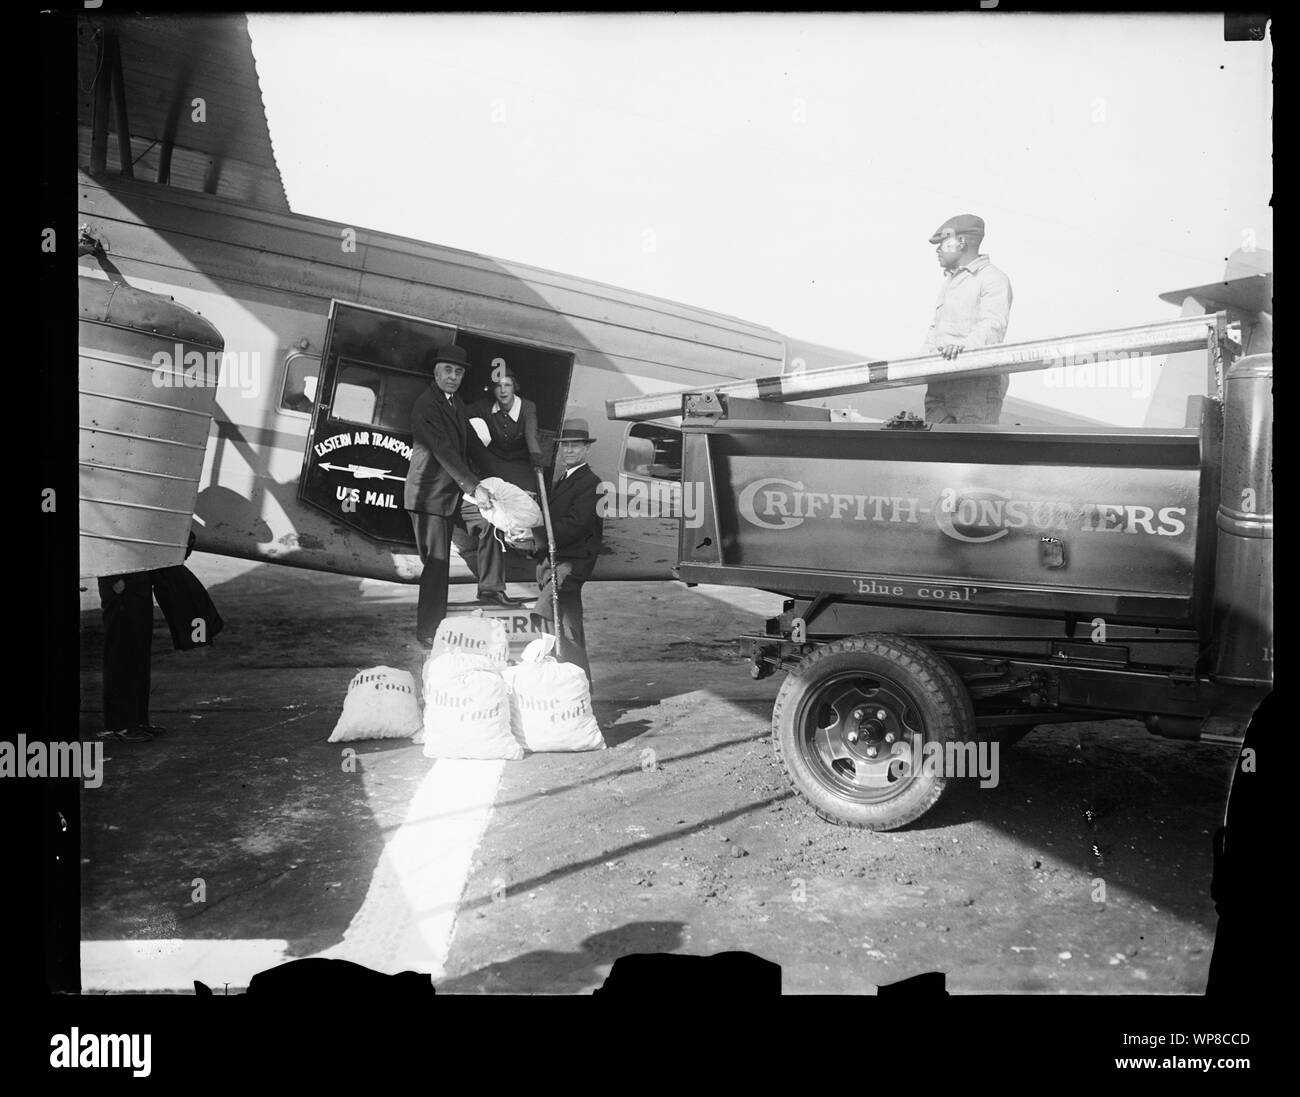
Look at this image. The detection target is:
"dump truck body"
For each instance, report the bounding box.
[678,371,1270,723]
[664,353,1270,828]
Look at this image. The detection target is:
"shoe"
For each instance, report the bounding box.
[97,727,153,743]
[135,724,167,737]
[477,590,520,607]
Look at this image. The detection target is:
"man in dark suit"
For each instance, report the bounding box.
[528,419,603,686]
[94,529,222,743]
[404,344,502,644]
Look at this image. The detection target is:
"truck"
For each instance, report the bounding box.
[612,316,1272,830]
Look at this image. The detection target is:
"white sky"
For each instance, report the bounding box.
[248,12,1271,425]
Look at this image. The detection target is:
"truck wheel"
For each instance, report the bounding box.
[772,634,974,831]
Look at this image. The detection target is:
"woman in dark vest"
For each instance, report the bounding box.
[466,370,547,498]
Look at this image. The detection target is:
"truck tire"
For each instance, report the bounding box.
[772,634,975,831]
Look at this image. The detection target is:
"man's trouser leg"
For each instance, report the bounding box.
[924,386,954,424]
[409,511,453,642]
[924,375,1006,425]
[98,571,154,730]
[454,503,506,595]
[536,560,591,685]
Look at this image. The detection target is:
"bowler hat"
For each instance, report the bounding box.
[557,418,596,444]
[430,344,471,369]
[928,214,985,244]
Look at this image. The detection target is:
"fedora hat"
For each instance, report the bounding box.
[557,418,596,444]
[428,344,471,370]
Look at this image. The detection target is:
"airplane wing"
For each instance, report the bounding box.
[77,14,289,211]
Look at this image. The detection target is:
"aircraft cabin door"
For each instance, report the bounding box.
[297,301,575,550]
[297,303,455,544]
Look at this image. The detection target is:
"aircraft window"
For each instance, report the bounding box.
[332,359,428,433]
[333,366,380,424]
[280,353,320,415]
[622,424,682,480]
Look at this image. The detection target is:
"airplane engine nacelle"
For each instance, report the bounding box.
[79,276,225,579]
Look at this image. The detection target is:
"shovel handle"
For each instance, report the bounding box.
[535,468,563,660]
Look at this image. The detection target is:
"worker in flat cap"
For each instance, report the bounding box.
[920,213,1014,424]
[517,419,603,687]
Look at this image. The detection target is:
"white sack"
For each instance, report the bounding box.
[328,666,422,742]
[502,635,605,753]
[469,476,543,534]
[421,667,522,761]
[422,650,498,693]
[413,651,499,743]
[430,612,508,669]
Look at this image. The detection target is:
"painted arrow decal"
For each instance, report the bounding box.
[318,462,406,482]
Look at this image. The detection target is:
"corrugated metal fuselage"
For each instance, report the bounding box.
[77,172,850,583]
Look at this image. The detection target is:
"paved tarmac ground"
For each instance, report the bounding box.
[78,554,1237,995]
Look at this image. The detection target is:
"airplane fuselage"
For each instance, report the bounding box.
[78,171,876,584]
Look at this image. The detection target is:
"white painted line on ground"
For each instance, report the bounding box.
[312,757,505,979]
[81,757,505,991]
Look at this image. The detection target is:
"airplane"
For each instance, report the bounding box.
[79,13,1183,608]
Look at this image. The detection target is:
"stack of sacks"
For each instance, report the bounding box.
[503,635,605,752]
[419,614,523,760]
[328,666,422,742]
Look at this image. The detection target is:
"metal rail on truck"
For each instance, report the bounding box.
[607,313,1229,422]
